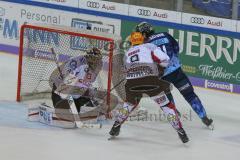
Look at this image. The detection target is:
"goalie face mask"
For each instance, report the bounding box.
[85,48,102,69]
[87,47,101,56]
[86,48,102,58]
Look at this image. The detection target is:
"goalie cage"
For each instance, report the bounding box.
[16,24,126,119]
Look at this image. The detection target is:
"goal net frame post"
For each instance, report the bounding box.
[16,24,117,112]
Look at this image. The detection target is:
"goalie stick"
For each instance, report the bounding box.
[51,48,102,128]
[83,77,125,117]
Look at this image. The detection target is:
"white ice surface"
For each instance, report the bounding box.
[0,52,240,160]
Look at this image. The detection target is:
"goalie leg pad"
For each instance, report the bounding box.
[74,96,93,112]
[52,90,70,109]
[28,103,76,128]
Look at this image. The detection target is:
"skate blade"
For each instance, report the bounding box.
[108,136,117,140]
[208,124,214,130]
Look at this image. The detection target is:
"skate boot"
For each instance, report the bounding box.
[202,116,214,130]
[177,128,189,143]
[109,121,121,137]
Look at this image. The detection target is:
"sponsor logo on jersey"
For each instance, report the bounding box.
[126,65,155,79]
[151,38,169,46]
[178,83,191,91]
[128,49,140,56]
[148,33,165,40]
[137,9,151,16]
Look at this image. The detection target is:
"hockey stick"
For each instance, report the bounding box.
[84,77,125,115]
[51,48,101,128]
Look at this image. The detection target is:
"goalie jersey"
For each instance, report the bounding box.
[50,55,102,98]
[63,55,102,87]
[124,43,170,80]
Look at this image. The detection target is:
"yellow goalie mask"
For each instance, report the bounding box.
[130,32,144,46]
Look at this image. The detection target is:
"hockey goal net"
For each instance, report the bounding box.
[16,24,124,109]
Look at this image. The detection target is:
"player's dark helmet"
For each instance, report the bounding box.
[135,22,155,38]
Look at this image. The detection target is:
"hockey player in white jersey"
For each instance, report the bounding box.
[50,47,103,121]
[109,32,189,143]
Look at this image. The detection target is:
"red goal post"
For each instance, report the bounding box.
[16,24,122,108]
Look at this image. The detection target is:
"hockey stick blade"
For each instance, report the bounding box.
[75,121,102,129]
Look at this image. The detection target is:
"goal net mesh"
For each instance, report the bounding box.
[17,24,125,109]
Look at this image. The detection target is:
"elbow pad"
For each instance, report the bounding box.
[159,60,169,68]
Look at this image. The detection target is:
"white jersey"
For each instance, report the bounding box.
[63,56,100,88]
[124,43,169,79]
[51,55,102,98]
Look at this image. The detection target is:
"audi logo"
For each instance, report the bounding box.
[87,1,100,8]
[137,9,151,16]
[191,17,205,24]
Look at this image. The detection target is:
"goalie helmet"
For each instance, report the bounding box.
[85,47,102,69]
[135,22,155,39]
[130,32,144,46]
[87,47,101,56]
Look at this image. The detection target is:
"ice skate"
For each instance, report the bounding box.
[202,116,214,130]
[177,128,189,143]
[108,121,121,140]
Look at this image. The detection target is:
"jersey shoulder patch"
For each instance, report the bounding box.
[148,32,170,46]
[148,32,166,40]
